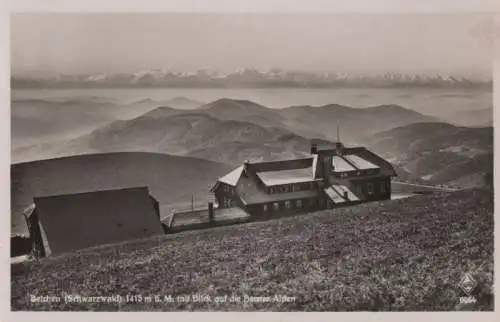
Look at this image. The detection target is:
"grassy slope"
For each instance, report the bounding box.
[11,189,493,311]
[11,152,232,234]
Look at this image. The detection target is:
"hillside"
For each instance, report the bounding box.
[24,108,321,166]
[11,98,439,163]
[11,189,493,311]
[198,98,288,129]
[162,97,204,109]
[365,122,493,188]
[132,98,438,144]
[278,103,437,143]
[451,107,493,127]
[11,152,232,234]
[196,99,437,143]
[11,97,171,150]
[11,99,117,147]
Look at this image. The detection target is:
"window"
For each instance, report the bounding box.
[270,187,275,194]
[263,204,268,212]
[309,198,316,207]
[380,182,386,193]
[283,185,290,193]
[367,183,374,195]
[296,200,302,208]
[285,200,292,209]
[273,202,280,211]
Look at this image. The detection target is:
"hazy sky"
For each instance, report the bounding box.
[11,13,493,78]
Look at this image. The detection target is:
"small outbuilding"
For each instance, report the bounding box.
[23,186,164,258]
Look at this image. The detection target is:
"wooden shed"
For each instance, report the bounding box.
[23,186,164,258]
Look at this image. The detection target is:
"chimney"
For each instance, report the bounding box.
[243,159,250,175]
[208,202,214,222]
[310,143,318,155]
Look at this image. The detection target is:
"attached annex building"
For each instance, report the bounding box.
[210,142,396,216]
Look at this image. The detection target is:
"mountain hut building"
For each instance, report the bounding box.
[210,142,397,217]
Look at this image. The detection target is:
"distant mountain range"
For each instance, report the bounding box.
[11,68,492,89]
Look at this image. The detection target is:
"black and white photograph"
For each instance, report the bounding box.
[8,9,494,312]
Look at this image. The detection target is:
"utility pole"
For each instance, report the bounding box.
[337,124,340,142]
[191,193,194,211]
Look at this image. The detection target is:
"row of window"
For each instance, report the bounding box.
[336,169,379,178]
[222,184,235,195]
[360,182,387,195]
[262,198,320,212]
[269,182,315,194]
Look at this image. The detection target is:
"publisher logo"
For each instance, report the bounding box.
[458,272,478,305]
[459,273,477,296]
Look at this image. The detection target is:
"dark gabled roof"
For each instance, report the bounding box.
[345,147,397,177]
[315,146,396,177]
[28,186,164,256]
[247,158,313,173]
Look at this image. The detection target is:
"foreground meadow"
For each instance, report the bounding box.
[11,189,493,311]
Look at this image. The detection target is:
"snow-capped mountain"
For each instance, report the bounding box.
[11,68,492,89]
